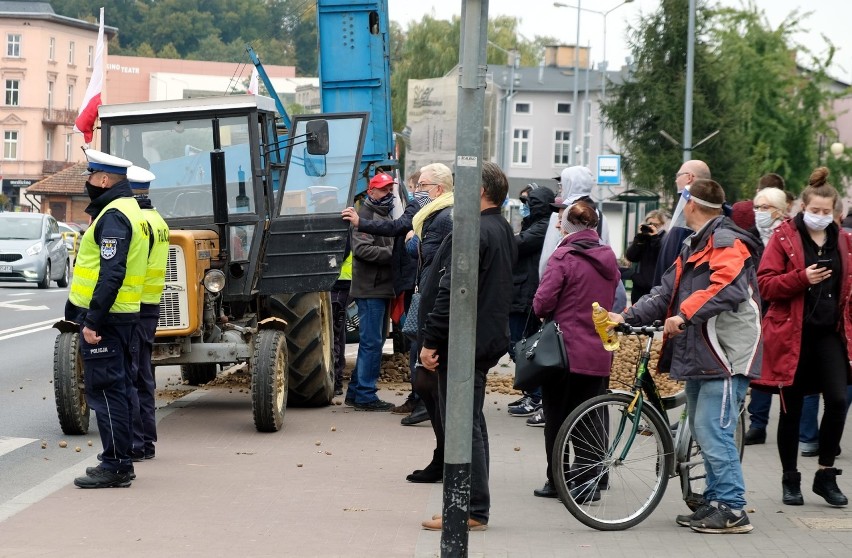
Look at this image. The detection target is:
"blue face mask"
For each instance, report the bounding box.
[414,191,432,208]
[519,203,530,218]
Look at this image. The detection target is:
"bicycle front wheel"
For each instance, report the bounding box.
[553,392,675,531]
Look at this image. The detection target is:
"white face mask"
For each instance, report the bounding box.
[754,210,777,230]
[803,212,833,231]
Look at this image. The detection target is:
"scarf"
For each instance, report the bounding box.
[412,191,454,238]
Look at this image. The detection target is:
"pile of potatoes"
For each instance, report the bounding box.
[609,334,683,397]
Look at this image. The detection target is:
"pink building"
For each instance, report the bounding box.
[0,1,303,213]
[0,1,114,210]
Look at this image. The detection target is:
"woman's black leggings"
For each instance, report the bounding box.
[778,327,849,471]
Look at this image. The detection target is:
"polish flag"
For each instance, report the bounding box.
[74,7,105,146]
[247,67,259,95]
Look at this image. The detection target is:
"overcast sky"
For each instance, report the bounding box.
[388,0,852,83]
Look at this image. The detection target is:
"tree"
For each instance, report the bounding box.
[602,0,728,202]
[603,0,849,201]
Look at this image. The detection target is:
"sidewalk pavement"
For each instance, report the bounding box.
[1,356,852,557]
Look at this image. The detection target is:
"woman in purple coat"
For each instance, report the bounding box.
[531,202,620,499]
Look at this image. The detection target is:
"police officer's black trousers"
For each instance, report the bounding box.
[131,307,160,454]
[81,322,137,473]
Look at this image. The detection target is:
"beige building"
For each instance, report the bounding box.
[0,1,114,211]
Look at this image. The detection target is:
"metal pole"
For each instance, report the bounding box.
[599,15,607,157]
[583,47,591,167]
[682,0,696,163]
[441,0,487,554]
[571,1,582,165]
[505,57,515,169]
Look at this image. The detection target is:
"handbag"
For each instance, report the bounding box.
[513,319,568,391]
[401,290,421,336]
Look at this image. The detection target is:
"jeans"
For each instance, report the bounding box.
[799,387,852,446]
[346,298,387,404]
[746,389,772,431]
[685,375,749,510]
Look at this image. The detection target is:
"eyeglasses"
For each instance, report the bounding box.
[675,171,692,179]
[415,182,440,192]
[645,221,663,227]
[753,204,777,212]
[86,168,100,175]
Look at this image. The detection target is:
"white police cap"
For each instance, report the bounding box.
[127,165,156,189]
[82,149,133,175]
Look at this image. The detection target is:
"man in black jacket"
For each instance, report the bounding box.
[419,161,517,532]
[508,184,555,418]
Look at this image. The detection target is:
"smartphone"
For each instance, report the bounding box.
[817,258,831,269]
[640,224,653,234]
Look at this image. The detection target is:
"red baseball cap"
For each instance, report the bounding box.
[369,172,395,190]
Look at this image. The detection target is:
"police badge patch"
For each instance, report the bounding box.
[101,238,118,259]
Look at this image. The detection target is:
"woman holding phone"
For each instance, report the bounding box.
[755,167,852,508]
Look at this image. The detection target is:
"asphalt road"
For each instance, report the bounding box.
[0,283,184,513]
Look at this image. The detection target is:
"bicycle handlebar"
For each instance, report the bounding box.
[614,323,665,335]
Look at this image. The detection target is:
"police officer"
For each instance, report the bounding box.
[68,150,149,489]
[127,165,169,462]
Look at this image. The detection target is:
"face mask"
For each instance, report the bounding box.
[754,210,777,230]
[803,212,833,231]
[85,181,108,201]
[519,203,530,218]
[414,191,432,208]
[372,191,394,207]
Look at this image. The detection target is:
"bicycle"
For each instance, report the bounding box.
[552,322,745,531]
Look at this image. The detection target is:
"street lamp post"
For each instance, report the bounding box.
[554,1,633,165]
[488,41,520,171]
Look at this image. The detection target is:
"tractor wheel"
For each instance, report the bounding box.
[53,332,90,435]
[251,329,288,432]
[180,363,218,385]
[267,292,334,407]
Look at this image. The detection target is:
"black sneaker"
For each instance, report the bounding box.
[87,466,136,480]
[509,397,541,417]
[508,395,527,408]
[526,408,545,427]
[400,402,430,425]
[74,466,133,488]
[676,502,715,527]
[353,399,395,412]
[690,502,753,534]
[344,397,355,407]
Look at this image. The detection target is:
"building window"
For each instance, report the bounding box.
[65,133,72,161]
[512,128,531,166]
[49,37,55,61]
[514,102,531,114]
[47,81,54,110]
[7,34,21,57]
[45,131,53,160]
[554,130,572,165]
[5,80,19,106]
[68,41,75,65]
[87,45,94,68]
[4,131,18,160]
[67,84,74,109]
[557,102,572,114]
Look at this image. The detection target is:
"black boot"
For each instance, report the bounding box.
[813,468,848,507]
[782,471,804,505]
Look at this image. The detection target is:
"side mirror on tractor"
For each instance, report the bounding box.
[306,120,329,155]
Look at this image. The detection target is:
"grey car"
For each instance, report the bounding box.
[0,212,70,289]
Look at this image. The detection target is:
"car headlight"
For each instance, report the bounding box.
[26,242,44,256]
[203,269,226,293]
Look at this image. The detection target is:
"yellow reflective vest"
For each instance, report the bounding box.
[141,207,170,305]
[69,197,148,313]
[339,253,353,281]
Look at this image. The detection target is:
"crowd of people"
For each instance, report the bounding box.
[334,158,852,535]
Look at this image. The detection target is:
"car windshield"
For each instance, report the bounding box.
[0,217,42,240]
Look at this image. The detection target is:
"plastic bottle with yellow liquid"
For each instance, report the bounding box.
[592,302,620,351]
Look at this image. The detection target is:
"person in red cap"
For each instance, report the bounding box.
[344,172,400,411]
